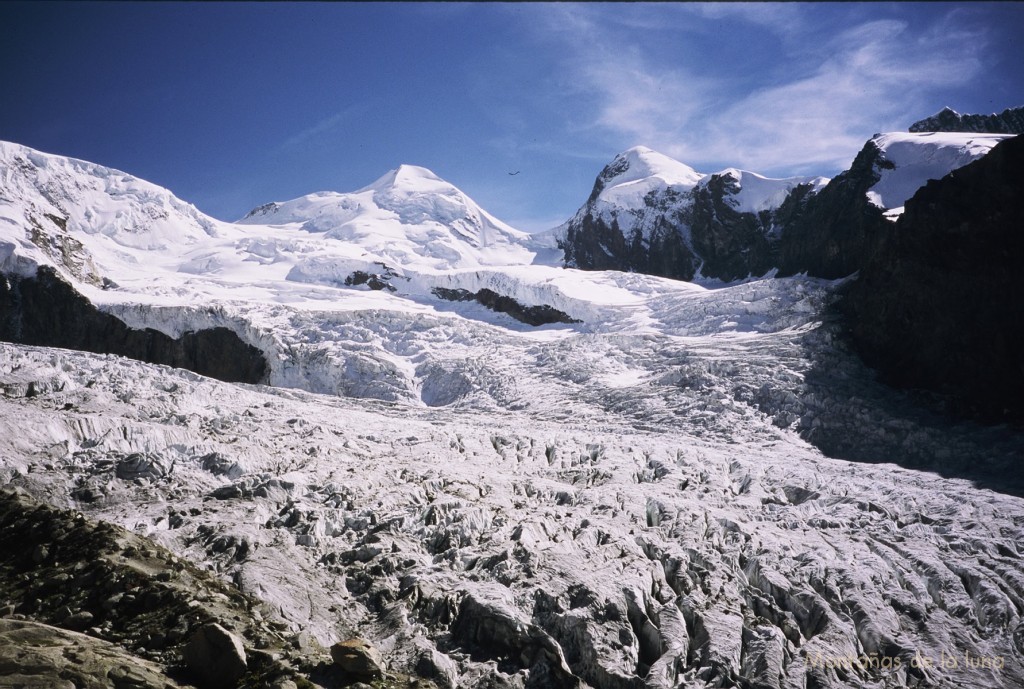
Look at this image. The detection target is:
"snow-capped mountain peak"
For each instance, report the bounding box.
[358,163,447,193]
[0,141,221,256]
[591,146,704,206]
[558,145,829,282]
[231,163,536,270]
[606,145,703,186]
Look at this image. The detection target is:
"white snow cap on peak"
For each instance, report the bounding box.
[359,164,449,194]
[591,146,705,209]
[233,157,532,270]
[606,146,704,189]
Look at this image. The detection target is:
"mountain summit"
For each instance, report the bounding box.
[589,145,704,204]
[559,146,823,282]
[238,164,532,270]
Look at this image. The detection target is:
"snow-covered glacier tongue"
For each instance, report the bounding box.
[1,139,1024,689]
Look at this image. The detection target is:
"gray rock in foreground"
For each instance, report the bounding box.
[0,618,185,689]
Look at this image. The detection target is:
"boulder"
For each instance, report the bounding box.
[330,638,386,680]
[183,622,248,688]
[115,453,170,482]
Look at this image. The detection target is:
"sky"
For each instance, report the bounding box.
[2,2,1022,232]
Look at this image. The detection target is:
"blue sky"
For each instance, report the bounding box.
[2,2,1021,232]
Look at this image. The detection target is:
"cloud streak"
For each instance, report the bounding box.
[530,5,988,175]
[281,102,373,151]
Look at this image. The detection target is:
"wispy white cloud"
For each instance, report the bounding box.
[281,102,373,150]
[693,17,987,173]
[527,5,989,175]
[527,5,718,149]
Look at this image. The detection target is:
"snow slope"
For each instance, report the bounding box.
[703,168,829,214]
[2,140,1024,688]
[866,132,1012,217]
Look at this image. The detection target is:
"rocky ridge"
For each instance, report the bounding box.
[557,148,821,283]
[910,106,1024,135]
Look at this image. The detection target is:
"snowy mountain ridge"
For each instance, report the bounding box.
[2,130,1008,292]
[556,131,1010,282]
[910,105,1024,135]
[0,141,221,284]
[564,145,825,245]
[866,131,1012,218]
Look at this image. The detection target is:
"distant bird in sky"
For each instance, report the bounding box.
[508,170,520,176]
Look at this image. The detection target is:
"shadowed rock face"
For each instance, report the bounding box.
[561,205,700,282]
[0,266,267,384]
[842,135,1024,422]
[689,174,778,281]
[776,141,889,279]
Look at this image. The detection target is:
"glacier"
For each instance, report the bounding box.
[1,138,1023,688]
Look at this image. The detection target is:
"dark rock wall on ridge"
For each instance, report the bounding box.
[776,141,889,279]
[910,106,1024,135]
[560,197,700,282]
[688,174,778,281]
[841,135,1024,421]
[0,266,267,384]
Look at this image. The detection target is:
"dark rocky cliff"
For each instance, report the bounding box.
[561,204,700,281]
[910,106,1024,134]
[776,141,890,279]
[560,166,805,283]
[841,135,1024,421]
[0,266,268,384]
[688,172,778,281]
